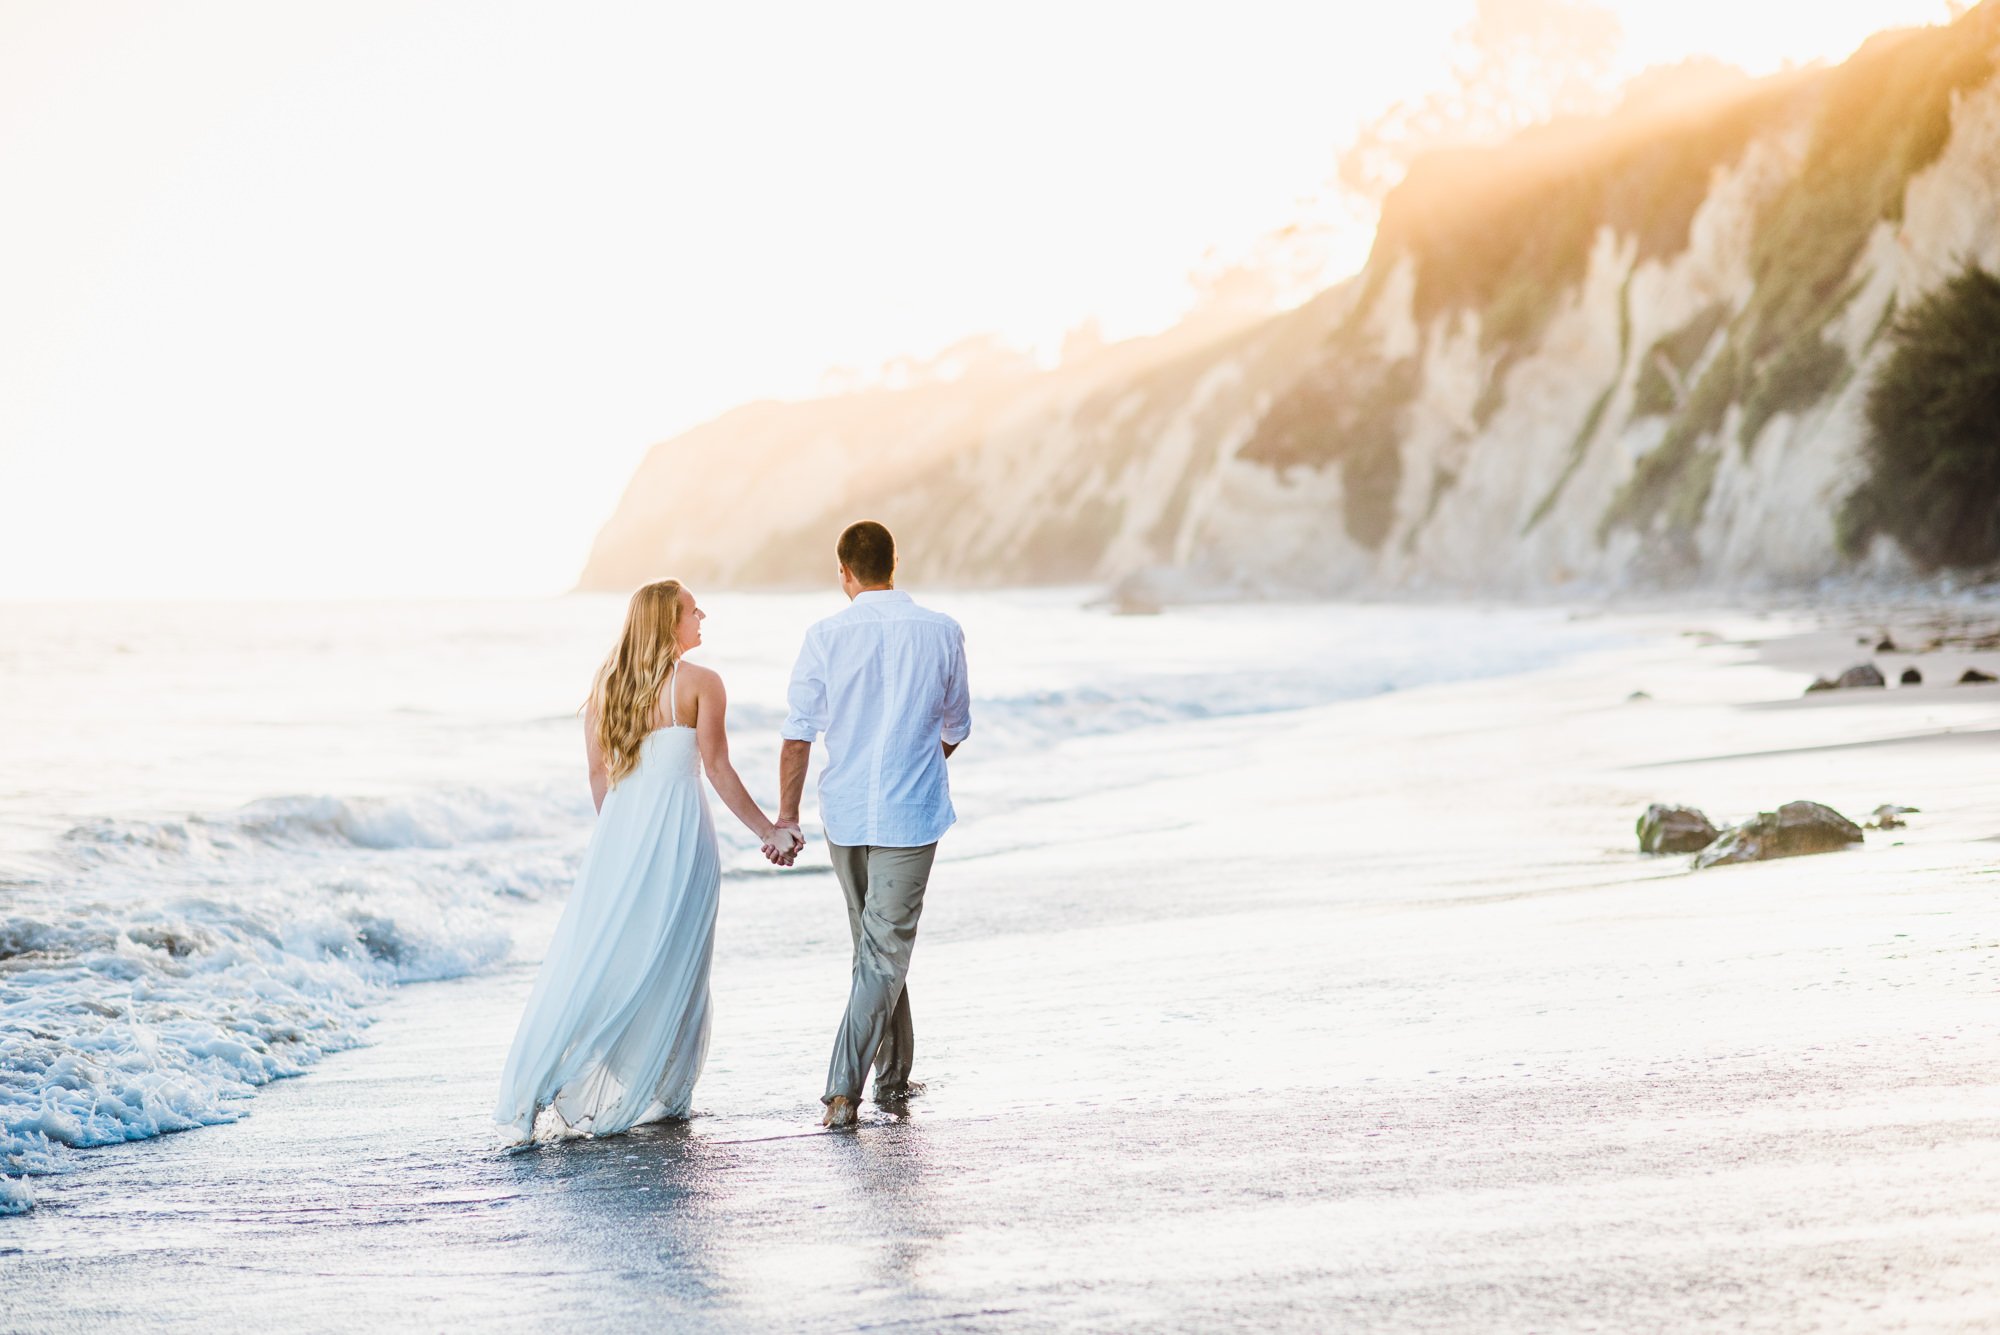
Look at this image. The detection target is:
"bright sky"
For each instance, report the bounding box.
[0,0,1960,599]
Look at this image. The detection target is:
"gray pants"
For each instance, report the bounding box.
[823,840,937,1104]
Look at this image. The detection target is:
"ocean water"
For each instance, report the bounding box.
[0,591,1612,1213]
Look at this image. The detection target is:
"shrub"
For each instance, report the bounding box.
[1839,265,2000,568]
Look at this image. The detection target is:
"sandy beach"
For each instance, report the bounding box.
[14,2,2000,1328]
[6,606,2000,1332]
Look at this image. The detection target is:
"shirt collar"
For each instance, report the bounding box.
[853,589,911,605]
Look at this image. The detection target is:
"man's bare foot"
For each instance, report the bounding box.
[873,1079,925,1104]
[822,1095,857,1129]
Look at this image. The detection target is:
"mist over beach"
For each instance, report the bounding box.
[6,2,2000,1330]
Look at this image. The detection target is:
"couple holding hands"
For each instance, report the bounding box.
[494,520,971,1138]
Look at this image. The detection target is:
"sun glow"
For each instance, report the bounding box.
[0,0,1961,599]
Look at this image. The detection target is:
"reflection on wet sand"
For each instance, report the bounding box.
[502,1119,731,1313]
[828,1111,943,1295]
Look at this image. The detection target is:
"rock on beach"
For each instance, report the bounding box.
[1805,663,1886,693]
[1637,804,1720,854]
[1693,801,1865,869]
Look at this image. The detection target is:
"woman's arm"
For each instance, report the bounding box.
[693,668,782,845]
[584,704,610,813]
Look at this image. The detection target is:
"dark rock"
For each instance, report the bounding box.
[1693,801,1865,869]
[1867,803,1919,831]
[1876,635,1898,653]
[1637,803,1720,854]
[1626,690,1652,703]
[1805,664,1886,694]
[1899,667,1923,685]
[1960,667,1997,684]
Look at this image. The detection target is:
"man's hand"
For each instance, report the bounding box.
[762,819,804,867]
[771,739,811,867]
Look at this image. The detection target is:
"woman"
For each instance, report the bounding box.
[494,580,797,1143]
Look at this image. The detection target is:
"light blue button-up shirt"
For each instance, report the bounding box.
[781,589,971,848]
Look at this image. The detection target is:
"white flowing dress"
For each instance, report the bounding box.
[494,669,720,1142]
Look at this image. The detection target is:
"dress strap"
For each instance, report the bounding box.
[668,660,680,728]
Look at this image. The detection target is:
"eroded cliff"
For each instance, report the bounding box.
[580,6,2000,595]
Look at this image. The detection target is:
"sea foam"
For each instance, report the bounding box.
[0,786,587,1213]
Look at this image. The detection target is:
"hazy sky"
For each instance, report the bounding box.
[0,0,1959,599]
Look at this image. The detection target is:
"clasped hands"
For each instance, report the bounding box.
[762,820,804,867]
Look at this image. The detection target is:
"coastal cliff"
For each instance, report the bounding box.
[580,5,2000,595]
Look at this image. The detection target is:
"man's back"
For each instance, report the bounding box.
[781,589,971,848]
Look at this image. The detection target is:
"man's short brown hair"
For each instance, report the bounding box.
[837,520,896,586]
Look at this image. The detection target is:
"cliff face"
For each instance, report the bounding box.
[581,6,2000,595]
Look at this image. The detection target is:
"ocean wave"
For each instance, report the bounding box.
[965,642,1597,752]
[60,787,580,865]
[0,785,591,1213]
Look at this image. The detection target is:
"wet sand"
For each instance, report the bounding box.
[7,611,2000,1331]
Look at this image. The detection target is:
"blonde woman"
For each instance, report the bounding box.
[494,580,798,1143]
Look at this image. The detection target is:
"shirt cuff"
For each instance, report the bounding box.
[779,722,820,743]
[940,723,970,746]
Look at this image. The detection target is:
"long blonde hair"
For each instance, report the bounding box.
[588,579,686,786]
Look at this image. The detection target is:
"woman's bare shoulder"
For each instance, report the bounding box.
[679,660,724,689]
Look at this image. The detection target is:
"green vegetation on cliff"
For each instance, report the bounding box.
[1718,15,1991,460]
[1632,302,1729,418]
[1599,7,1995,545]
[1523,275,1637,533]
[1375,77,1803,360]
[1737,334,1849,448]
[1600,340,1739,543]
[1739,18,1996,368]
[1839,264,2000,569]
[1239,314,1418,550]
[1235,6,1998,574]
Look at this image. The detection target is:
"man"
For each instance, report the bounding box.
[773,520,971,1129]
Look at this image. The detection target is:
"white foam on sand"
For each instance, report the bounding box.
[0,787,588,1212]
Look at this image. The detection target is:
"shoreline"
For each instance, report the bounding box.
[0,594,1601,1219]
[5,606,2000,1330]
